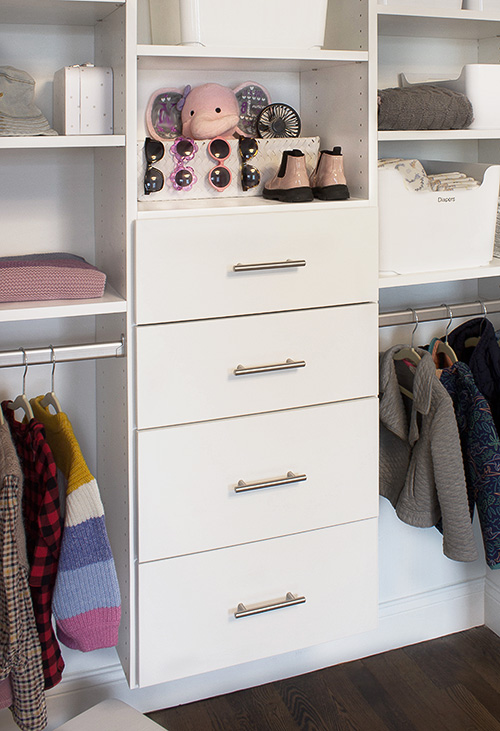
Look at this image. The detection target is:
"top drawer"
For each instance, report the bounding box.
[135,207,377,324]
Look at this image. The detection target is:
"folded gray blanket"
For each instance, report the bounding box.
[378,85,473,131]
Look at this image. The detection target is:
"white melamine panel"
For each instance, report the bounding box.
[137,518,378,686]
[0,149,95,256]
[135,303,378,428]
[2,1,123,26]
[136,398,378,561]
[135,208,377,324]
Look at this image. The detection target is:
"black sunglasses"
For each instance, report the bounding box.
[238,137,260,191]
[144,137,165,195]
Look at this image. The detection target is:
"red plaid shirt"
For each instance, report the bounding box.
[3,403,65,690]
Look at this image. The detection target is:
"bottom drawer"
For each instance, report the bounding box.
[137,519,378,687]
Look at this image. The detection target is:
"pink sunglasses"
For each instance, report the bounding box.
[208,137,232,192]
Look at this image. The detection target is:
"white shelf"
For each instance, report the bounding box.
[137,45,368,72]
[2,0,123,26]
[137,197,370,219]
[379,258,500,288]
[0,285,127,323]
[379,129,500,141]
[378,7,500,38]
[0,135,125,150]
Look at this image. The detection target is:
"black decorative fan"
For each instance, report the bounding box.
[256,103,301,138]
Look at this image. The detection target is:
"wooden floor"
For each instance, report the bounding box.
[147,627,500,731]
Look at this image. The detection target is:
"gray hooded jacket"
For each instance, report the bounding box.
[379,346,478,563]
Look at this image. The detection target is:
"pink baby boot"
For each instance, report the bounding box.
[263,149,313,203]
[310,146,350,200]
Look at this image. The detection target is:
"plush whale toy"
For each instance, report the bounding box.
[146,81,270,140]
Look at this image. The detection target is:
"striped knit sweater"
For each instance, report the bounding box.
[30,397,121,652]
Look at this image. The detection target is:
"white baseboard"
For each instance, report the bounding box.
[0,577,485,731]
[485,574,500,636]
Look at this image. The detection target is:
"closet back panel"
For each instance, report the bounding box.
[0,317,99,474]
[0,23,95,126]
[0,149,95,260]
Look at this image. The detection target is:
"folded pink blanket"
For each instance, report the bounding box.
[0,253,106,302]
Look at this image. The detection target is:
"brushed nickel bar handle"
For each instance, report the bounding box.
[234,471,307,493]
[233,259,306,272]
[234,358,306,376]
[234,592,306,619]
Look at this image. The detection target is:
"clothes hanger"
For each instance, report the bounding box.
[8,347,34,421]
[464,300,487,349]
[40,345,62,414]
[393,309,421,400]
[393,309,422,366]
[435,304,458,364]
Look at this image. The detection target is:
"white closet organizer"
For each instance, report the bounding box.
[118,0,380,691]
[378,5,500,286]
[377,8,500,312]
[376,3,500,656]
[0,0,129,689]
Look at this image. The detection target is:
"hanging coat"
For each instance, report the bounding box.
[2,404,64,691]
[447,317,500,434]
[379,346,478,563]
[439,361,500,569]
[0,419,46,731]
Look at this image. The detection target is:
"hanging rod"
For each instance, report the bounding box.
[379,299,500,328]
[0,336,125,369]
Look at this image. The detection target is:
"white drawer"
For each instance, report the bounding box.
[134,208,377,324]
[137,519,378,687]
[137,399,378,562]
[135,303,378,429]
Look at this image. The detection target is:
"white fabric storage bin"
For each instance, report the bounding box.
[150,0,328,48]
[379,161,500,275]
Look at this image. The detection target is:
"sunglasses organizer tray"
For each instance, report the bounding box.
[137,136,320,201]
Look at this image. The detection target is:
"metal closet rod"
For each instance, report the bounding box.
[0,336,125,369]
[379,299,500,328]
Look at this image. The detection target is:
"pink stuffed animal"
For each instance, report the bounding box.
[181,83,241,139]
[146,81,270,140]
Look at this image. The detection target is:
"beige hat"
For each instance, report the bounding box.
[0,66,57,136]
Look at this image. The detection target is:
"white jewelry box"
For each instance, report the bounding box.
[53,64,113,135]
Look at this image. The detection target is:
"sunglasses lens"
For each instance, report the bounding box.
[176,139,194,158]
[239,138,258,160]
[145,138,165,164]
[209,138,230,160]
[210,166,231,189]
[241,164,260,191]
[174,168,194,188]
[144,166,164,194]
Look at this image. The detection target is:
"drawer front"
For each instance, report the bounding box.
[135,303,378,429]
[137,399,379,562]
[134,207,377,324]
[137,519,378,687]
